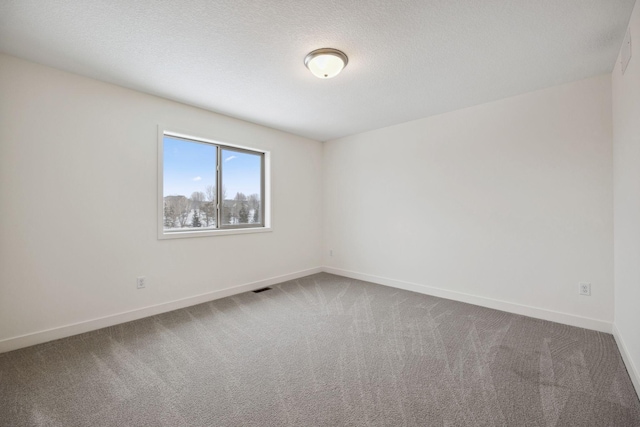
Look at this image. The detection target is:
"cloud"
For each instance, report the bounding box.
[192,176,202,181]
[224,155,236,162]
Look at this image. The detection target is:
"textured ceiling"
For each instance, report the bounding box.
[0,0,636,141]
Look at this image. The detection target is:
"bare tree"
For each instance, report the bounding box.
[191,191,205,202]
[220,186,232,224]
[248,193,260,223]
[205,185,216,202]
[252,202,260,224]
[163,201,177,228]
[176,196,191,227]
[190,191,205,209]
[230,192,247,224]
[248,193,260,211]
[163,196,182,228]
[203,185,216,227]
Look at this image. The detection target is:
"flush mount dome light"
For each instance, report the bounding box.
[304,48,348,79]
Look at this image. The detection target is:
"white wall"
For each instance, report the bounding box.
[0,54,323,350]
[612,0,640,395]
[0,52,624,355]
[323,75,614,330]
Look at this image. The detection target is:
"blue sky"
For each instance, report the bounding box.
[163,136,261,199]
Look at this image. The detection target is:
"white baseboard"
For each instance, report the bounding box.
[0,267,322,354]
[612,324,640,399]
[322,266,613,333]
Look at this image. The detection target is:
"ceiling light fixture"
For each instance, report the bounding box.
[304,48,348,79]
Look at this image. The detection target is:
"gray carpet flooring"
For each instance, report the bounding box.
[1,273,639,426]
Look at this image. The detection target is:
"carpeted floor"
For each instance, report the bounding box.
[1,273,639,426]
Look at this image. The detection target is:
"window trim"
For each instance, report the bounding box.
[157,126,271,240]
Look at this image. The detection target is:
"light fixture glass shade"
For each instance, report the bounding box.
[304,48,348,79]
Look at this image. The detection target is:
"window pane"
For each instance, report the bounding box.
[221,148,262,226]
[163,136,217,230]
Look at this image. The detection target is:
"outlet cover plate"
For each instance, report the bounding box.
[579,282,591,296]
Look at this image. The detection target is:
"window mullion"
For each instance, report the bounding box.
[216,145,222,229]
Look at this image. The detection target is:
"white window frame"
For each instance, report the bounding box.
[157,126,271,239]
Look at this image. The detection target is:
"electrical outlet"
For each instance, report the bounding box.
[137,276,146,289]
[329,249,333,257]
[579,282,591,296]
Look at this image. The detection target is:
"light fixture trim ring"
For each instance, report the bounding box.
[304,48,349,69]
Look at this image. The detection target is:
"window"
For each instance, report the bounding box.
[158,129,270,239]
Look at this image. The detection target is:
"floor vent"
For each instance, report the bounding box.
[253,287,272,293]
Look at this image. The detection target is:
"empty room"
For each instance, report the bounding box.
[1,1,639,425]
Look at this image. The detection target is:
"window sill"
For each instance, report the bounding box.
[158,227,272,240]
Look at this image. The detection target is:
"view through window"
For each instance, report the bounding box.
[162,133,264,234]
